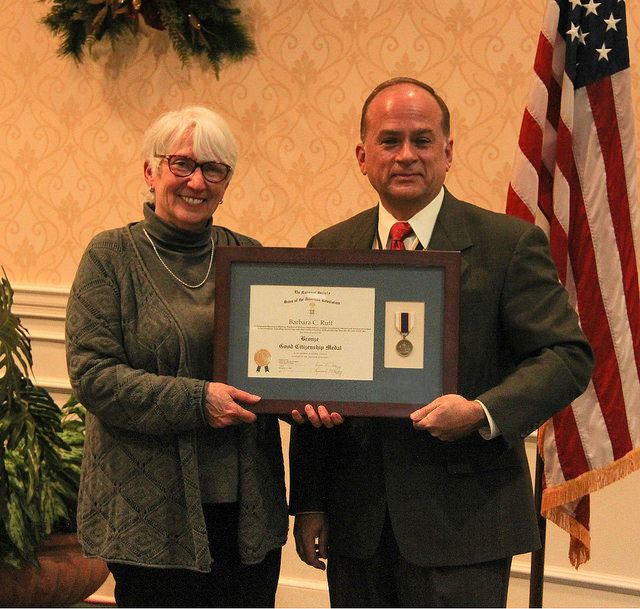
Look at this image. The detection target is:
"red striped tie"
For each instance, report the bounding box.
[389,221,412,250]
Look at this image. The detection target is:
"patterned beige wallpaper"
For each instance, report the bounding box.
[1,0,639,286]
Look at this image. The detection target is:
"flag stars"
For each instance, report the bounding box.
[596,43,611,60]
[567,22,589,45]
[583,0,601,15]
[604,13,621,31]
[567,22,580,41]
[569,0,582,9]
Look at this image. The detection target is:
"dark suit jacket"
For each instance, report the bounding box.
[290,189,593,567]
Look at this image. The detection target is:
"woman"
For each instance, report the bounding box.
[65,106,337,607]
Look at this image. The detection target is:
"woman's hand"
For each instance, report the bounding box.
[205,382,260,428]
[291,404,344,428]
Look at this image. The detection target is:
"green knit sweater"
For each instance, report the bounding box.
[66,208,288,571]
[135,204,239,503]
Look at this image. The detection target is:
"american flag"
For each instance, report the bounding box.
[507,0,640,567]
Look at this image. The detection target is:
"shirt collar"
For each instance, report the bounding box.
[376,187,445,250]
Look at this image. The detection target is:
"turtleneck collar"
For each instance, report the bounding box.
[142,202,212,252]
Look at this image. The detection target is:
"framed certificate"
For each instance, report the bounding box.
[213,247,459,417]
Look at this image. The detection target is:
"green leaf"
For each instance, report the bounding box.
[0,269,86,569]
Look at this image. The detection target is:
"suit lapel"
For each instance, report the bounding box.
[429,190,471,277]
[352,207,379,249]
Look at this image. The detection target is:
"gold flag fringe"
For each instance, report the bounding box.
[537,421,640,568]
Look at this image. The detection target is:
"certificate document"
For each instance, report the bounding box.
[247,285,375,380]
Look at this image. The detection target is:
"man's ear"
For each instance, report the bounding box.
[356,143,367,176]
[444,139,454,172]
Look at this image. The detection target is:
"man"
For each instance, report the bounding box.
[289,77,594,607]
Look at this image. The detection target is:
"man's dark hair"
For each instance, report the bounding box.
[359,77,451,140]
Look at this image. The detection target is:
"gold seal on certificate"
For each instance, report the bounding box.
[254,349,271,372]
[395,311,414,357]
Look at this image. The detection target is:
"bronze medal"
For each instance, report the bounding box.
[396,338,413,357]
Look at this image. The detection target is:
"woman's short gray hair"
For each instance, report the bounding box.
[142,106,238,176]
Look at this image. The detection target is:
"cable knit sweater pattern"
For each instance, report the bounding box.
[66,222,288,572]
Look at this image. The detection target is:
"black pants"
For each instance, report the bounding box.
[327,511,512,608]
[108,503,282,608]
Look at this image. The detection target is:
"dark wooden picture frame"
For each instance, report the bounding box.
[213,247,460,417]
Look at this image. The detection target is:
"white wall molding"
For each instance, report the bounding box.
[279,568,640,601]
[511,561,640,598]
[274,565,640,606]
[275,576,329,608]
[11,284,71,394]
[34,375,72,394]
[84,560,640,608]
[12,283,69,322]
[21,329,66,344]
[278,576,329,593]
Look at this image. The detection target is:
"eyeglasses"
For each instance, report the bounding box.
[155,155,232,183]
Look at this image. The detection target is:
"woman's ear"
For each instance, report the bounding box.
[144,161,154,188]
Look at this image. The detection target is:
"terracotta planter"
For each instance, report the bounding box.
[0,533,109,607]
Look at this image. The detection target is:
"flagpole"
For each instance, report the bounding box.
[529,450,546,607]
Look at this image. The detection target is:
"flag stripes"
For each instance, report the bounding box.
[507,0,640,566]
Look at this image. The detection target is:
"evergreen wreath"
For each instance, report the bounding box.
[39,0,255,74]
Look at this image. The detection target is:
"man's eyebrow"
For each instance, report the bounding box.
[376,128,435,138]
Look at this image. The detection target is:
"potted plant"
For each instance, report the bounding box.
[0,270,108,606]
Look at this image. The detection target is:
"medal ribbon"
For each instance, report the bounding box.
[395,311,414,337]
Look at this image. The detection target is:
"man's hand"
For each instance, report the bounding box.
[204,382,260,428]
[294,513,329,570]
[410,394,487,441]
[291,404,344,428]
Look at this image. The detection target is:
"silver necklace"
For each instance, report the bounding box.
[142,228,214,289]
